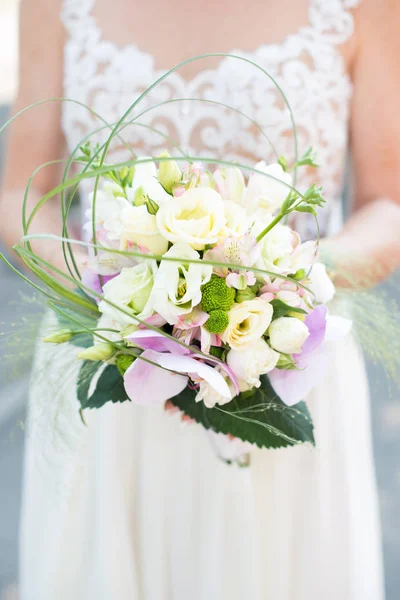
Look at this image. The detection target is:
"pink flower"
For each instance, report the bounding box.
[123,329,238,405]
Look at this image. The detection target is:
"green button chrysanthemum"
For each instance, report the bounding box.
[200,275,235,312]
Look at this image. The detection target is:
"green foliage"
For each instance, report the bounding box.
[77,361,129,410]
[204,309,229,334]
[115,354,136,376]
[170,375,315,449]
[55,303,98,348]
[209,346,225,360]
[270,299,307,320]
[293,147,319,170]
[201,275,236,312]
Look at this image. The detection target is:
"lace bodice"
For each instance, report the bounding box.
[61,0,361,238]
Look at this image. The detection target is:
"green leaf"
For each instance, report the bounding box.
[294,205,317,216]
[292,147,319,170]
[281,190,298,213]
[77,362,129,410]
[270,299,307,319]
[170,375,315,449]
[54,302,98,348]
[277,155,288,171]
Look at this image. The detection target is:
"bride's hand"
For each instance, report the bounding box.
[165,400,196,424]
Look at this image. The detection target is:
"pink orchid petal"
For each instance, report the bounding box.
[140,313,168,329]
[269,344,331,406]
[156,354,232,399]
[192,353,240,396]
[124,350,188,405]
[297,305,327,357]
[125,330,190,355]
[81,269,116,300]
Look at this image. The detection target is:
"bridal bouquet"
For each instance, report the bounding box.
[30,148,350,456]
[0,55,357,462]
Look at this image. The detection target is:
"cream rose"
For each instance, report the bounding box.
[156,187,226,250]
[151,243,212,325]
[252,219,296,279]
[126,156,170,206]
[227,338,280,391]
[218,201,249,240]
[214,166,245,204]
[268,317,310,354]
[308,262,336,304]
[99,263,156,326]
[120,204,169,255]
[245,161,293,215]
[86,187,131,241]
[222,298,273,351]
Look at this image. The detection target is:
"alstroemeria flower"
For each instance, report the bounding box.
[204,235,260,277]
[226,271,256,290]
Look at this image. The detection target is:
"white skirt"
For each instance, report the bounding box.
[20,326,385,600]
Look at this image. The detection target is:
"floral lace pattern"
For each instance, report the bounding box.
[61,0,361,239]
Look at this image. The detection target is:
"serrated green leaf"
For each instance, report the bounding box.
[170,375,315,449]
[77,362,129,410]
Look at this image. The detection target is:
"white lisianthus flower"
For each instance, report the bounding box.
[156,187,226,250]
[227,338,280,391]
[308,262,336,304]
[195,365,235,409]
[86,187,131,240]
[99,263,156,326]
[151,243,212,325]
[120,204,169,255]
[252,219,296,279]
[218,201,249,240]
[222,298,273,351]
[245,162,293,215]
[268,316,310,354]
[214,166,245,204]
[127,156,170,205]
[94,313,124,342]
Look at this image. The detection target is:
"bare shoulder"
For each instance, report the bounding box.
[18,0,64,99]
[354,0,400,45]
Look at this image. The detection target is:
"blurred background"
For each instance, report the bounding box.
[0,1,399,599]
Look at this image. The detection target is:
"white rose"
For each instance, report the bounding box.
[127,156,170,205]
[252,219,296,278]
[222,298,273,351]
[227,338,280,391]
[308,262,336,304]
[86,187,131,240]
[214,166,245,205]
[218,201,249,240]
[195,365,235,409]
[99,263,156,326]
[156,187,226,250]
[245,162,293,215]
[151,243,212,325]
[268,317,310,354]
[120,204,169,255]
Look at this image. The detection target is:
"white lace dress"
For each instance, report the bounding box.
[20,1,385,598]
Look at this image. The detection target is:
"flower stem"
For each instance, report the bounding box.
[255,211,286,243]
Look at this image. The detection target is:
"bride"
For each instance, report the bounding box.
[1,0,399,598]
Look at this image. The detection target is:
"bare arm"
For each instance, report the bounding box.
[0,0,84,274]
[323,0,400,286]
